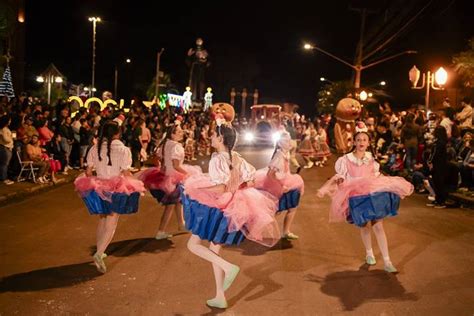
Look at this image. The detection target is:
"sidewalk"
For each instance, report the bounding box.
[0,170,81,207]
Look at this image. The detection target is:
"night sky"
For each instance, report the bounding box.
[25,0,472,115]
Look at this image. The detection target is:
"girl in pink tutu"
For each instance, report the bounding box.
[318,122,413,273]
[74,121,146,273]
[255,129,304,240]
[138,117,201,240]
[182,120,279,309]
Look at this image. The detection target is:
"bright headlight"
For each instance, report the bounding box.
[244,132,254,142]
[272,132,281,142]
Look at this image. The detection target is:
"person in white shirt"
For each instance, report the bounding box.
[75,121,145,273]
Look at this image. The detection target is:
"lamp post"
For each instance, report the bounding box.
[88,17,101,96]
[83,86,97,97]
[114,58,131,98]
[304,43,416,88]
[409,66,448,111]
[36,75,63,105]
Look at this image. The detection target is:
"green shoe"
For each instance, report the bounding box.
[93,252,107,274]
[223,265,240,291]
[206,298,228,309]
[366,256,376,265]
[384,263,398,273]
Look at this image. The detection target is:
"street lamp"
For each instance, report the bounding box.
[380,81,386,86]
[304,42,416,88]
[359,90,368,101]
[83,86,97,97]
[88,16,101,96]
[409,65,447,110]
[36,75,63,104]
[320,77,334,84]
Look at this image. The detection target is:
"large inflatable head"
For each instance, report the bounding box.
[211,102,235,123]
[335,98,361,122]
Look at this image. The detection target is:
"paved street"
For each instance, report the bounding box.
[0,149,473,315]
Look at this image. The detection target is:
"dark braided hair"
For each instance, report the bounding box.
[216,124,237,170]
[97,121,120,166]
[159,123,180,165]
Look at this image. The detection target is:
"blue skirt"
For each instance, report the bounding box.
[348,191,400,227]
[150,186,180,205]
[82,191,140,215]
[181,191,245,246]
[278,189,301,212]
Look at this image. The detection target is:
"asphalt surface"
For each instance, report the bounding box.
[0,148,473,315]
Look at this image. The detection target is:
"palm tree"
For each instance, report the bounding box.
[453,37,474,87]
[146,72,174,99]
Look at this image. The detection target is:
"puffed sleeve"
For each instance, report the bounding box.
[240,157,256,182]
[373,160,380,176]
[335,156,348,178]
[208,153,230,185]
[171,143,185,160]
[86,144,98,168]
[118,143,132,171]
[268,151,285,173]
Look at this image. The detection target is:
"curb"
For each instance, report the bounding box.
[0,176,76,208]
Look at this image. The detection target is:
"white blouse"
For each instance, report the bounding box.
[269,150,289,180]
[209,151,255,185]
[157,140,184,175]
[335,152,380,180]
[87,139,132,179]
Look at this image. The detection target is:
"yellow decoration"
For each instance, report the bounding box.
[103,99,118,108]
[143,96,157,108]
[68,97,127,111]
[68,96,84,107]
[84,97,105,110]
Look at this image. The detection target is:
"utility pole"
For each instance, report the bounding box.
[155,48,164,99]
[354,8,367,89]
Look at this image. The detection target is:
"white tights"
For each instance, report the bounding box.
[187,234,233,300]
[96,213,120,255]
[360,220,392,265]
[283,208,297,235]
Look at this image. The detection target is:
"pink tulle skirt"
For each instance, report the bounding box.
[318,175,414,223]
[254,168,304,198]
[74,174,146,202]
[183,174,280,247]
[136,165,202,194]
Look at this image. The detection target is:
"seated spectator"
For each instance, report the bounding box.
[24,134,50,184]
[459,139,474,189]
[37,120,54,146]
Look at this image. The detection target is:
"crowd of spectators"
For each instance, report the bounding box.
[1,91,473,209]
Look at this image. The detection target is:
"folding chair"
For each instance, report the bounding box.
[16,150,39,183]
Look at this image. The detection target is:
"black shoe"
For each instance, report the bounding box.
[434,204,446,209]
[426,202,437,207]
